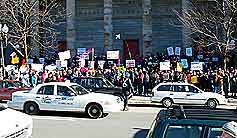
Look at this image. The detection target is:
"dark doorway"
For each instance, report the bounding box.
[123,39,139,61]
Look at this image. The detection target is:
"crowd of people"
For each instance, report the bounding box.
[1,58,237,99]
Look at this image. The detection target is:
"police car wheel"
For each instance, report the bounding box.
[162,98,173,108]
[207,99,217,109]
[87,104,103,119]
[24,102,39,115]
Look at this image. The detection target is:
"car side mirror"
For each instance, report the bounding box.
[70,93,76,96]
[89,89,93,92]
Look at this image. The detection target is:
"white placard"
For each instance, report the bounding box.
[107,51,120,59]
[167,47,174,56]
[45,65,57,71]
[186,47,193,56]
[191,62,203,71]
[181,59,189,69]
[160,61,170,70]
[126,60,136,67]
[175,47,181,56]
[58,50,71,60]
[31,64,44,72]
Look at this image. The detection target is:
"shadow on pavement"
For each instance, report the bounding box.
[35,111,109,119]
[133,128,149,138]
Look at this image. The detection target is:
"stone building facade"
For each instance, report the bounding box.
[64,0,189,60]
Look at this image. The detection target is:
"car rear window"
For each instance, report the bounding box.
[157,85,172,91]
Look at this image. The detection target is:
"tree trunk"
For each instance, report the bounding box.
[24,34,28,60]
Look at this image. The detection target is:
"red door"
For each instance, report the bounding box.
[123,39,140,61]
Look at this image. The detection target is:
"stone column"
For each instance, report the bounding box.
[142,0,152,57]
[66,0,76,56]
[104,0,113,51]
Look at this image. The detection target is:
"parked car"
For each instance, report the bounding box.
[146,106,237,138]
[0,104,33,138]
[0,80,31,101]
[7,82,123,119]
[72,77,133,100]
[151,82,227,108]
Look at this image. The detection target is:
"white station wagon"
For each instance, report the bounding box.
[7,82,123,119]
[151,82,227,108]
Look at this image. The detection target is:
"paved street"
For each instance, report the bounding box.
[32,107,159,138]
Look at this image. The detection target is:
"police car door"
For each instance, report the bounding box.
[35,85,56,110]
[54,85,76,111]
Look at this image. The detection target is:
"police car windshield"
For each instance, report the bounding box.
[70,85,89,95]
[104,78,114,87]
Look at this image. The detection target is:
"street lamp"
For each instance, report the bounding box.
[0,23,8,79]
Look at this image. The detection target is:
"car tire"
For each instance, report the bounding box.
[87,104,103,119]
[162,98,173,108]
[207,99,217,109]
[24,102,40,115]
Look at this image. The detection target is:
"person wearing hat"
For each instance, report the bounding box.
[122,72,133,111]
[221,121,237,138]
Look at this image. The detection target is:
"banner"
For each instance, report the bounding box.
[186,47,193,56]
[191,62,203,71]
[107,51,120,59]
[175,47,181,56]
[31,64,44,72]
[167,47,174,56]
[177,62,183,72]
[160,61,170,70]
[58,50,71,60]
[181,59,188,69]
[98,60,106,69]
[126,60,136,68]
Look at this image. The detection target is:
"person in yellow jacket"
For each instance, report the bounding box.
[191,72,199,87]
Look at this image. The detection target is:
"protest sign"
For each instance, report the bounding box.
[186,47,193,56]
[31,64,44,72]
[126,60,136,68]
[107,51,120,59]
[177,62,183,72]
[212,57,218,62]
[181,59,188,68]
[167,47,174,56]
[27,59,33,64]
[175,47,181,56]
[61,60,68,68]
[56,60,61,69]
[98,60,106,69]
[39,58,45,64]
[45,65,57,71]
[88,61,95,70]
[160,61,170,70]
[191,62,203,71]
[58,50,71,60]
[197,55,204,59]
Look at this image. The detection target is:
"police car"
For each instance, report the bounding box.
[7,82,123,119]
[0,104,33,138]
[151,82,227,108]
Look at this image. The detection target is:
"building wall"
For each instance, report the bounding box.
[67,0,185,57]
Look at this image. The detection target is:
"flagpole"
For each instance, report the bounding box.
[126,41,132,59]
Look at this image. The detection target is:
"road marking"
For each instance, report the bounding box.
[32,116,76,121]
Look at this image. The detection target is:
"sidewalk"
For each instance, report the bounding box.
[129,96,237,106]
